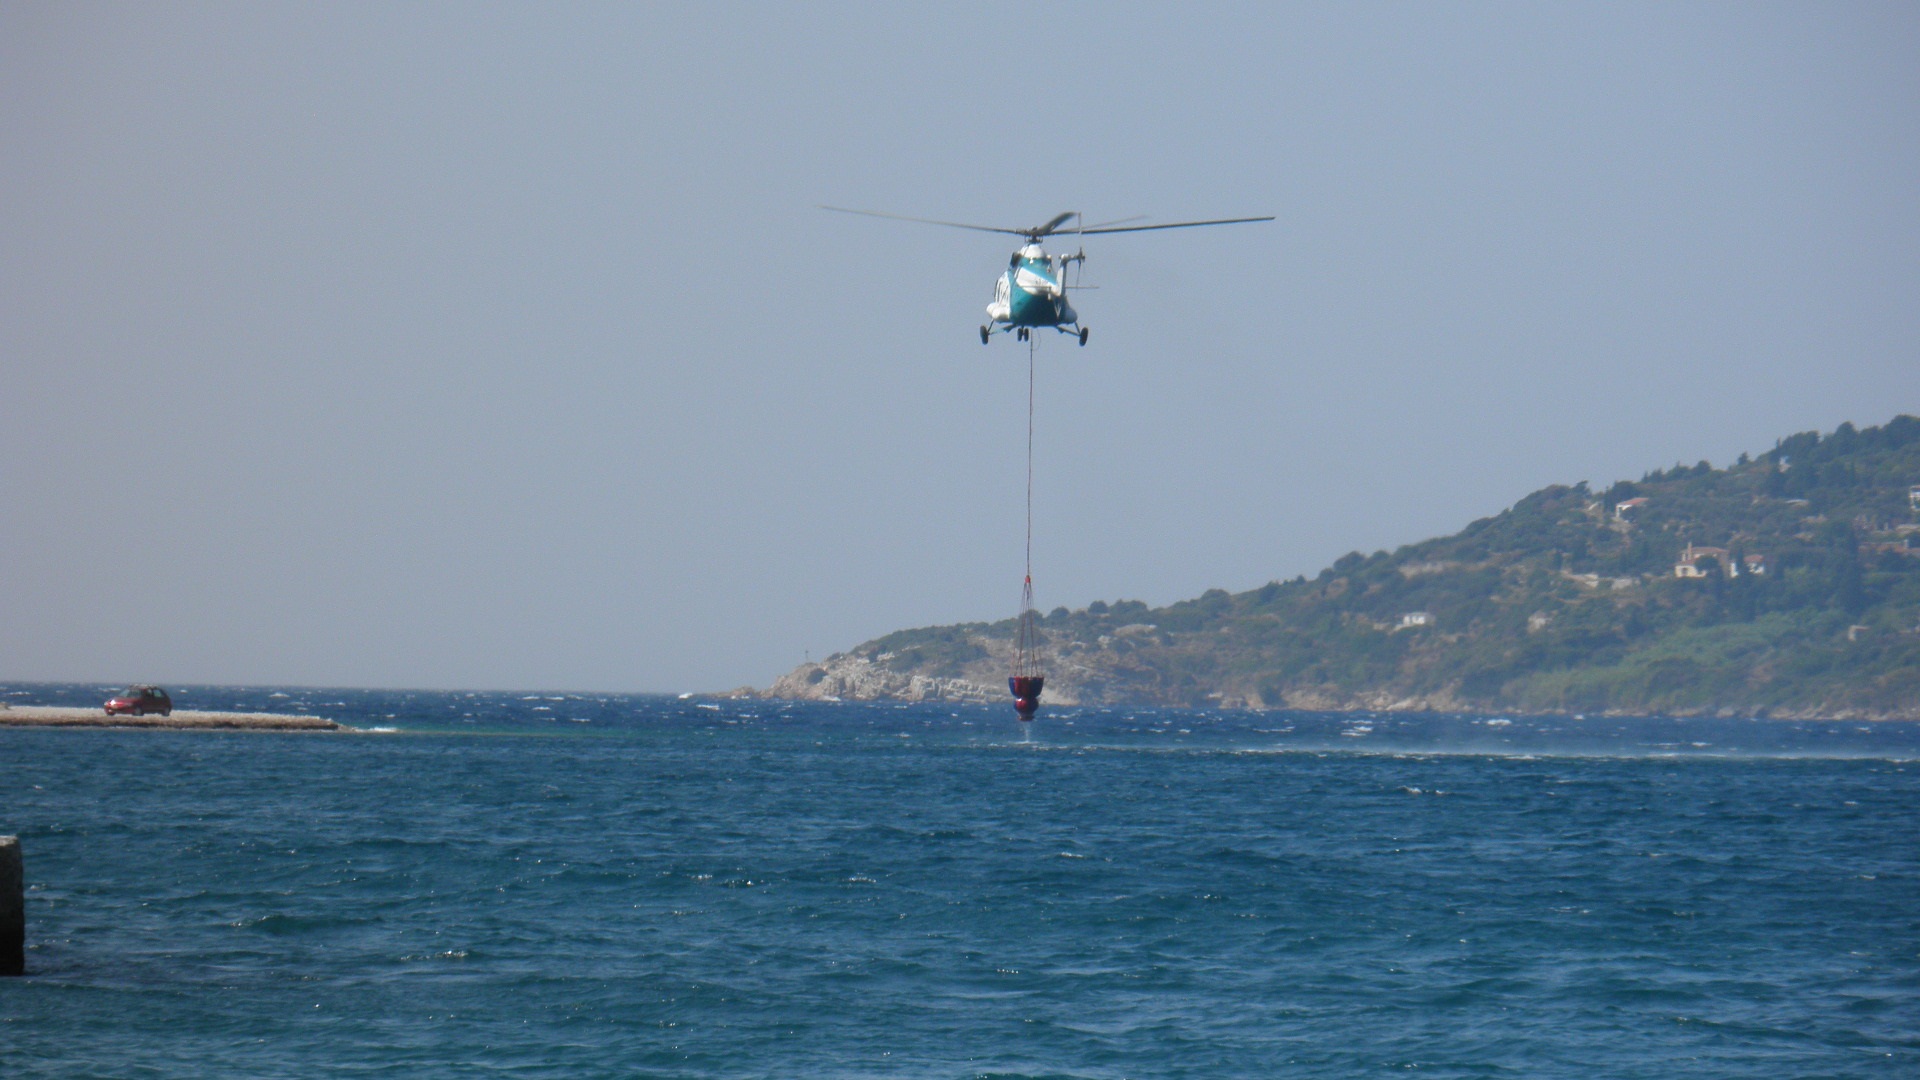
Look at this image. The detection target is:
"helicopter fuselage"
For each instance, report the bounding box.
[986,243,1080,341]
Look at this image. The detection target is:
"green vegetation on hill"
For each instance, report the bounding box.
[821,417,1920,718]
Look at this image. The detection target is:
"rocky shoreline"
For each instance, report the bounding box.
[0,705,342,731]
[751,651,1917,722]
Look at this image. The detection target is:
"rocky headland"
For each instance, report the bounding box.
[756,417,1920,721]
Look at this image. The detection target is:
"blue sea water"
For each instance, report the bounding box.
[2,684,1917,1078]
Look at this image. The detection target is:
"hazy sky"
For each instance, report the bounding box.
[4,3,1916,693]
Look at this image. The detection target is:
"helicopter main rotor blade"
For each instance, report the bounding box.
[818,206,1030,237]
[1035,211,1080,237]
[1078,215,1276,235]
[1078,214,1147,231]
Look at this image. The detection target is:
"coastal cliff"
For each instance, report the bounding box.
[761,417,1920,720]
[765,653,1007,705]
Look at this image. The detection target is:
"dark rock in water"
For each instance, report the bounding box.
[0,835,21,976]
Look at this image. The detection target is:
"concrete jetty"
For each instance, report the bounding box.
[1,836,21,976]
[0,705,340,731]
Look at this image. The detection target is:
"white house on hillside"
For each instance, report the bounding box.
[1675,543,1736,578]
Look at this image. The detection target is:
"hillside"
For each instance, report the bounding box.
[764,417,1920,719]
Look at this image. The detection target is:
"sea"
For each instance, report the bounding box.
[2,683,1917,1078]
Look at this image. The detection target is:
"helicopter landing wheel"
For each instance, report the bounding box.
[1078,327,1089,346]
[1017,327,1028,342]
[980,325,990,345]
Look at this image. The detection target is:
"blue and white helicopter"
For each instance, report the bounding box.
[822,207,1274,345]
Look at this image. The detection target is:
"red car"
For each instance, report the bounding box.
[104,685,172,717]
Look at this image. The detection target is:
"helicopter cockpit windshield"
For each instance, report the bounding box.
[1015,247,1055,279]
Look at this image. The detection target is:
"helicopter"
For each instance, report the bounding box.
[821,207,1273,344]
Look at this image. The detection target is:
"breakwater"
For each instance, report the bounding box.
[0,706,339,731]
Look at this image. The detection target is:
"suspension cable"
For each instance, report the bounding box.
[1012,331,1041,682]
[1026,331,1035,589]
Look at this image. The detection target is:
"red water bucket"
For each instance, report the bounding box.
[1008,675,1044,720]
